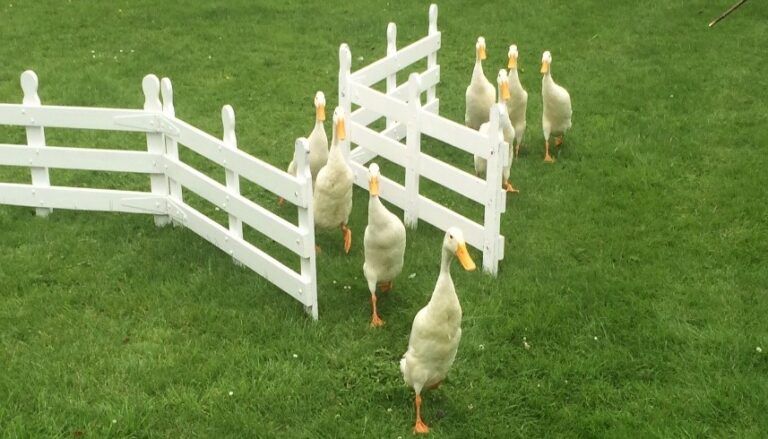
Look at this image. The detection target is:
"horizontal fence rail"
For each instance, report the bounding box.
[339,3,507,274]
[0,71,319,319]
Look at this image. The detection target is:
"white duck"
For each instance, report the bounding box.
[313,107,354,253]
[400,227,476,434]
[474,69,518,193]
[541,50,572,162]
[464,37,495,130]
[287,91,328,185]
[506,45,528,158]
[363,163,406,327]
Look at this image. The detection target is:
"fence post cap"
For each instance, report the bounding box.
[429,4,438,34]
[387,22,397,46]
[160,77,174,114]
[142,74,161,111]
[339,44,352,72]
[20,70,39,102]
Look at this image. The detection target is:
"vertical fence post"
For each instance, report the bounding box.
[404,73,422,228]
[142,74,170,227]
[161,77,183,223]
[338,44,353,161]
[20,71,51,218]
[482,104,506,275]
[385,23,397,131]
[426,4,439,111]
[294,137,318,320]
[221,104,244,266]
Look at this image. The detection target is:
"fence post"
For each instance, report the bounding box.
[404,73,422,228]
[482,104,506,275]
[338,44,352,161]
[385,22,397,130]
[426,4,439,110]
[142,74,170,227]
[161,77,183,223]
[221,104,244,266]
[20,71,52,218]
[294,137,318,320]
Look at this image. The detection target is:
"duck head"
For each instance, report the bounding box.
[332,106,346,141]
[475,37,487,62]
[497,69,510,102]
[540,50,552,75]
[368,162,380,197]
[444,227,476,271]
[314,91,326,122]
[507,45,519,70]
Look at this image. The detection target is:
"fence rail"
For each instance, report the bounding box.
[0,71,319,319]
[339,3,507,274]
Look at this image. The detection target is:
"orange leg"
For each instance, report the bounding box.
[370,293,384,327]
[378,281,393,293]
[341,223,352,254]
[544,139,555,163]
[503,180,519,193]
[555,135,563,147]
[413,394,429,434]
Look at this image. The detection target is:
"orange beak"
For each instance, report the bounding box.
[508,56,517,69]
[316,105,325,122]
[455,242,476,271]
[540,61,549,74]
[479,46,486,61]
[337,118,346,140]
[369,176,379,196]
[501,81,511,101]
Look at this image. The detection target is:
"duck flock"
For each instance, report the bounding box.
[282,37,572,434]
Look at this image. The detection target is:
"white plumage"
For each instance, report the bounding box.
[506,45,528,158]
[287,91,328,186]
[464,37,495,130]
[474,69,518,193]
[363,163,406,327]
[313,107,354,253]
[541,50,572,162]
[400,227,476,434]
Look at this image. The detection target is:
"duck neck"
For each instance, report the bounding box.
[368,193,386,222]
[508,68,522,90]
[472,58,484,81]
[440,247,454,275]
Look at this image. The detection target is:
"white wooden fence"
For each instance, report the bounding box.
[339,4,508,274]
[0,71,319,319]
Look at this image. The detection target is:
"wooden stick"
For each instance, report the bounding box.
[709,0,749,28]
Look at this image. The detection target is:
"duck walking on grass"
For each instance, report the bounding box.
[281,92,329,205]
[465,37,495,130]
[287,91,328,185]
[506,45,528,158]
[313,107,353,253]
[541,50,572,163]
[363,163,406,327]
[400,227,476,434]
[474,69,519,193]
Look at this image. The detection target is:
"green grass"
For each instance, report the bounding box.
[2,0,768,437]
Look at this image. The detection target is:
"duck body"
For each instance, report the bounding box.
[363,196,406,286]
[313,143,353,230]
[474,110,515,183]
[400,270,462,391]
[542,73,572,139]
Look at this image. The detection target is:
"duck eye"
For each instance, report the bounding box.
[448,234,453,240]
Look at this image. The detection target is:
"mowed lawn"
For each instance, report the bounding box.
[1,0,767,437]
